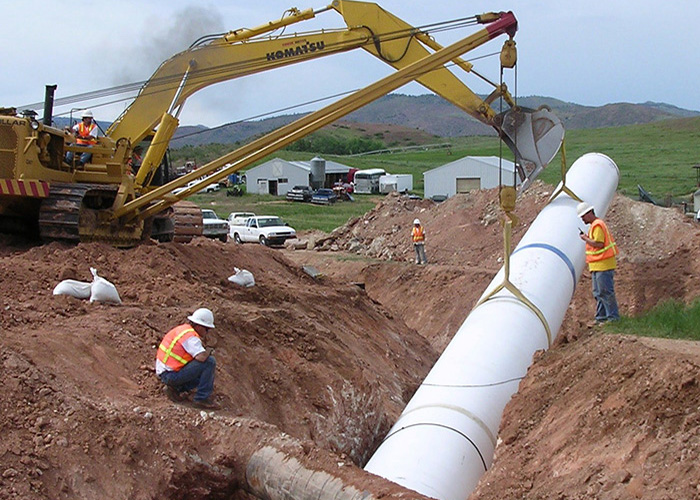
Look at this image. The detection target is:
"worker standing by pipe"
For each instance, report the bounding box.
[577,201,620,324]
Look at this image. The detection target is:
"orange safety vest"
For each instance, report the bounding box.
[412,225,425,243]
[585,218,618,263]
[76,122,97,145]
[156,324,199,371]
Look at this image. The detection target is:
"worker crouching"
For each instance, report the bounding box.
[155,307,220,410]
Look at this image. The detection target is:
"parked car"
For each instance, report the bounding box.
[201,209,229,242]
[286,185,313,202]
[172,178,220,195]
[230,215,296,246]
[311,188,338,205]
[227,212,256,227]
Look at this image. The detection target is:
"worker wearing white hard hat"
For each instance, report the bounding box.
[65,109,99,166]
[155,307,219,409]
[411,218,427,265]
[577,201,620,324]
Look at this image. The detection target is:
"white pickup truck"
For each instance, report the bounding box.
[201,209,229,242]
[230,215,296,246]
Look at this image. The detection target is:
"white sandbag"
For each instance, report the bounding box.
[228,267,255,288]
[53,279,92,299]
[89,267,122,304]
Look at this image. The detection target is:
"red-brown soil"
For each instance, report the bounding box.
[2,181,700,499]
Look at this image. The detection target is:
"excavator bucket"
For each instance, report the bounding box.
[499,106,565,192]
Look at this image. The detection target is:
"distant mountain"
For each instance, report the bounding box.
[48,93,695,148]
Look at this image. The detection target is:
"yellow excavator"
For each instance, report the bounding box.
[0,0,563,247]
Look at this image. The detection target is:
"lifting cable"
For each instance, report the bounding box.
[19,15,480,116]
[475,49,553,347]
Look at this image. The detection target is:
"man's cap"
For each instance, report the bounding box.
[413,218,421,225]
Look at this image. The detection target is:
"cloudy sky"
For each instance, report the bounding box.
[3,0,698,128]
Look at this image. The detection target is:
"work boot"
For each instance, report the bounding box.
[191,398,221,410]
[163,385,186,402]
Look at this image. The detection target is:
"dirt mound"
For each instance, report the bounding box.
[285,183,700,499]
[1,238,436,499]
[3,180,700,499]
[471,332,700,500]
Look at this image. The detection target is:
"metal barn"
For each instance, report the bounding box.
[244,157,352,195]
[423,156,518,200]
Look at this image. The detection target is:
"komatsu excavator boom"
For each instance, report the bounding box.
[0,0,563,246]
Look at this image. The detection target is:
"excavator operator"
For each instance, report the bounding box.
[65,109,98,166]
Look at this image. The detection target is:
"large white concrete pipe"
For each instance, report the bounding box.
[364,153,619,500]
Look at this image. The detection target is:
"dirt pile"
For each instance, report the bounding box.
[1,239,436,499]
[2,180,700,499]
[471,333,700,500]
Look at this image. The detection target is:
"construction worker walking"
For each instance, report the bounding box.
[155,307,220,409]
[411,218,427,265]
[577,202,620,323]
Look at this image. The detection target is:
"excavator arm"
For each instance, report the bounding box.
[0,1,562,245]
[107,0,562,199]
[116,8,561,221]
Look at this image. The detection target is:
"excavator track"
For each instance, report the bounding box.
[171,201,203,243]
[38,184,203,246]
[38,183,144,247]
[150,201,204,243]
[38,183,92,242]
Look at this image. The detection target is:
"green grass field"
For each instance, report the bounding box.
[605,299,700,340]
[202,116,699,201]
[190,191,383,233]
[188,115,700,233]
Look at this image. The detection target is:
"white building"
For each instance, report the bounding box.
[244,157,352,195]
[423,156,518,200]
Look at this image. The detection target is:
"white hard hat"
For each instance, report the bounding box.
[576,202,594,218]
[187,308,215,329]
[413,218,421,225]
[81,110,93,118]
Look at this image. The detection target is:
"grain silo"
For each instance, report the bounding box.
[310,157,326,189]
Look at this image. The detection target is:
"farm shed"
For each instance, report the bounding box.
[244,157,352,195]
[423,156,518,200]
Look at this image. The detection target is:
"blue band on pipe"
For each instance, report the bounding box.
[512,243,577,288]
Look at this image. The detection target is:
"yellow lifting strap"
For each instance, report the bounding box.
[545,139,582,205]
[474,187,553,346]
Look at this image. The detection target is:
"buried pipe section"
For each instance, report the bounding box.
[363,153,620,500]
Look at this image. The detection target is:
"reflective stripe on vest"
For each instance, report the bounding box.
[76,122,97,145]
[585,218,618,263]
[412,226,425,243]
[157,325,198,371]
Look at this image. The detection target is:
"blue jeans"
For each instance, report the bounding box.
[65,145,93,166]
[159,356,216,401]
[414,243,427,264]
[591,270,619,322]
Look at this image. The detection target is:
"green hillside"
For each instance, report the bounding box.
[173,116,700,201]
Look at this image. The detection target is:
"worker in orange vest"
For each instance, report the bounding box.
[577,202,620,323]
[155,307,219,409]
[65,109,99,166]
[411,218,427,265]
[127,145,143,176]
